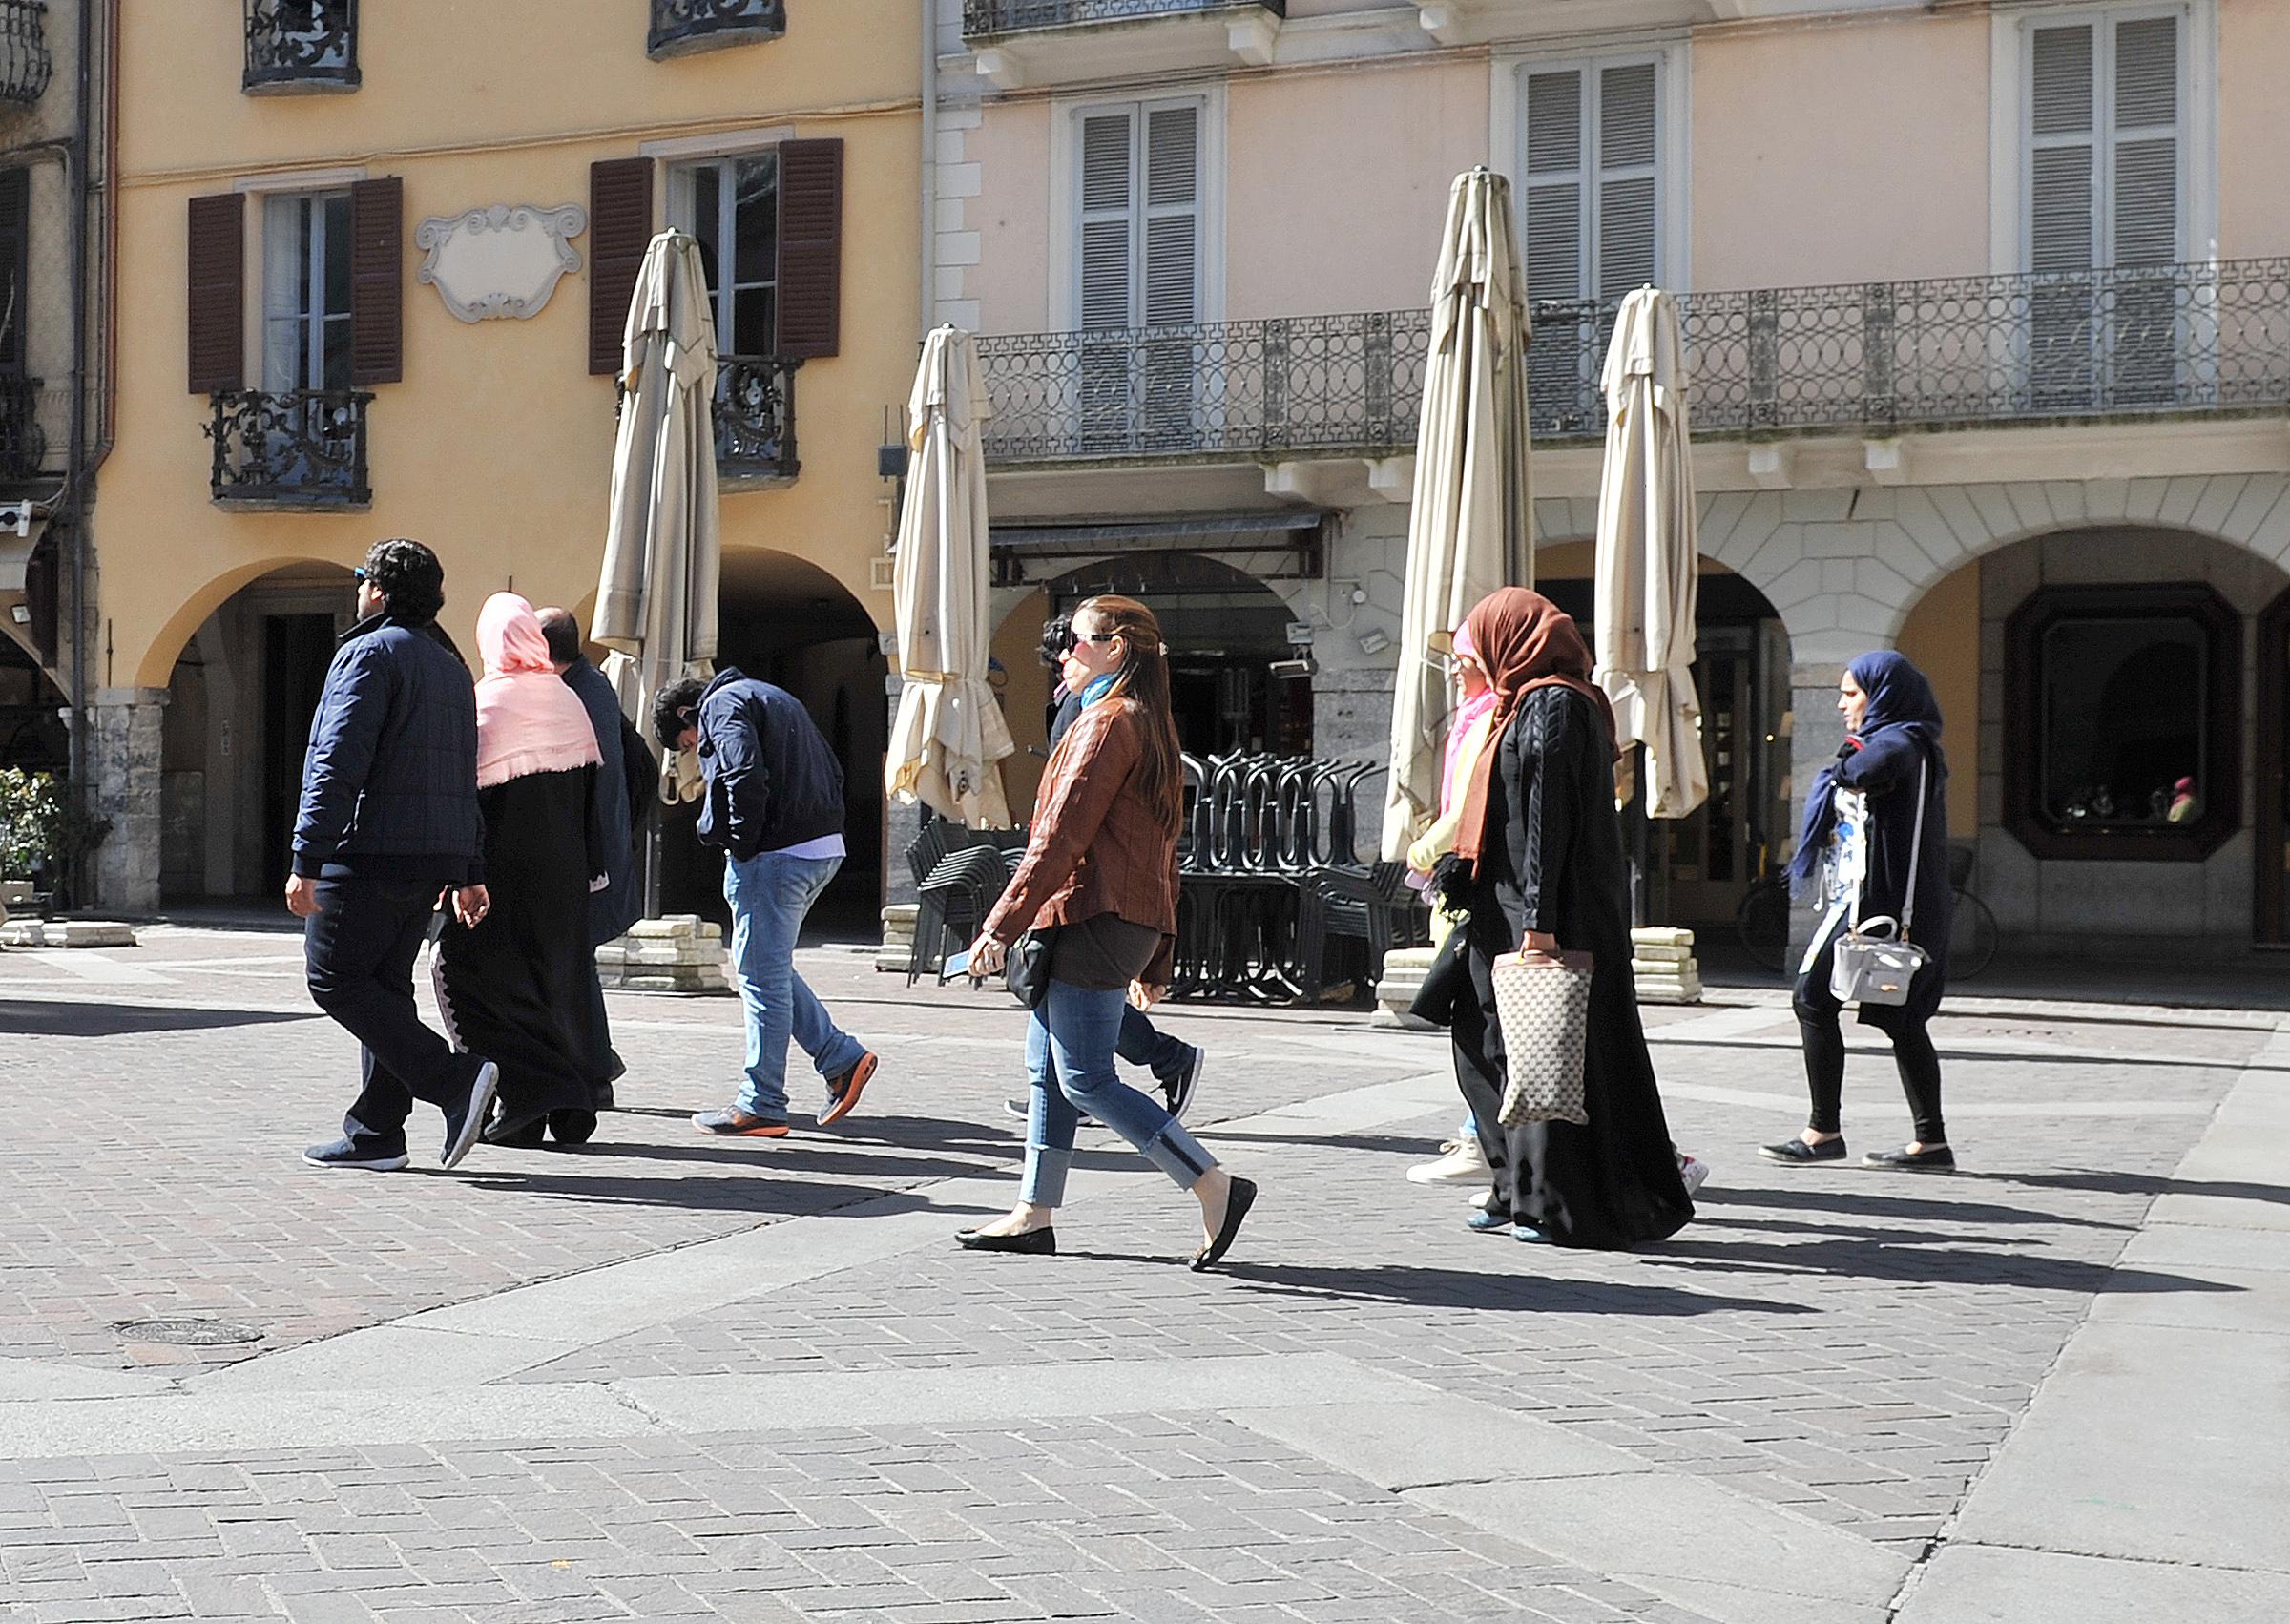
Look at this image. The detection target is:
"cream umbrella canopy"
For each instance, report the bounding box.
[593,230,721,733]
[1593,286,1708,821]
[884,326,1016,828]
[1381,168,1534,862]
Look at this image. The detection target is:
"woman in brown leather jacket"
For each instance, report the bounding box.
[960,595,1257,1268]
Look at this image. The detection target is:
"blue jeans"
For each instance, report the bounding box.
[723,849,868,1120]
[1021,978,1217,1207]
[1118,1004,1196,1084]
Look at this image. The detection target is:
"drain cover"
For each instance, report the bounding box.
[115,1319,263,1347]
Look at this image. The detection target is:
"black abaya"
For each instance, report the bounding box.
[436,765,607,1141]
[1454,686,1693,1249]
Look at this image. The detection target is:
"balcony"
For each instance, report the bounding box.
[979,260,2290,478]
[0,376,53,483]
[0,1,52,104]
[242,0,359,94]
[206,390,372,510]
[648,0,785,60]
[961,0,1283,89]
[713,356,801,485]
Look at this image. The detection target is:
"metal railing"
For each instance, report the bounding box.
[964,0,1283,35]
[648,0,784,58]
[0,0,52,104]
[0,376,51,481]
[978,310,1429,463]
[978,259,2290,465]
[242,0,359,93]
[206,390,372,507]
[714,355,801,482]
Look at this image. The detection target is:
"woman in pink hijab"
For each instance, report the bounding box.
[434,593,609,1149]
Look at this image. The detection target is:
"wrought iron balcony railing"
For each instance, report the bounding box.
[0,1,52,104]
[978,259,2290,466]
[963,0,1283,37]
[0,375,49,481]
[206,390,372,508]
[648,0,785,59]
[242,0,358,94]
[714,355,801,483]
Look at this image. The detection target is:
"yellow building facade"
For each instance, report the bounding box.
[89,0,922,916]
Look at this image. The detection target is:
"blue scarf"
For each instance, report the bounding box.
[1080,674,1117,708]
[1788,651,1946,890]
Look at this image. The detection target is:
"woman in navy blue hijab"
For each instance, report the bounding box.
[1762,651,1956,1172]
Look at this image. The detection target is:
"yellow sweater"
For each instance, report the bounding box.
[1406,710,1496,942]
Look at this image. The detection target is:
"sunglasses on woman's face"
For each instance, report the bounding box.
[1076,631,1119,646]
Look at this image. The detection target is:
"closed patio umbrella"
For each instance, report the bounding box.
[885,325,1015,829]
[1593,286,1707,822]
[1382,168,1534,861]
[593,230,720,732]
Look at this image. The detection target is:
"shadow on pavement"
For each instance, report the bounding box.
[1196,1260,1821,1316]
[0,999,315,1038]
[1643,1236,2245,1294]
[1972,1168,2290,1208]
[1695,1184,2139,1231]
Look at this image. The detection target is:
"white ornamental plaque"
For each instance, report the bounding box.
[415,203,589,323]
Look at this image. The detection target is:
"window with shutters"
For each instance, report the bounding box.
[1068,96,1207,452]
[2023,7,2188,408]
[1515,57,1662,434]
[0,167,27,377]
[670,155,781,359]
[261,192,354,394]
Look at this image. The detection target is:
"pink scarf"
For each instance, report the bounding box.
[1439,622,1498,813]
[473,593,602,790]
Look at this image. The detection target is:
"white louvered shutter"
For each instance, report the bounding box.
[1521,69,1586,302]
[1077,110,1135,332]
[2111,14,2179,268]
[1142,103,1200,327]
[2029,24,2098,275]
[1596,62,1658,300]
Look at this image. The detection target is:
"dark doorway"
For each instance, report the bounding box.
[260,614,336,894]
[2258,587,2290,945]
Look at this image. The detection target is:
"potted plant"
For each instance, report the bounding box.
[0,769,111,917]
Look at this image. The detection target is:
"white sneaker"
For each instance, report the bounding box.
[1678,1154,1711,1196]
[1407,1137,1489,1184]
[1469,1187,1495,1210]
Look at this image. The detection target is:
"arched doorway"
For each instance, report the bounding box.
[157,561,357,900]
[655,549,888,939]
[1535,543,1794,928]
[0,634,68,775]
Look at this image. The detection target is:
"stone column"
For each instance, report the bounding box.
[85,687,169,915]
[1785,658,1851,963]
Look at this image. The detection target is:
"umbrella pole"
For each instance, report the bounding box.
[1628,742,1650,929]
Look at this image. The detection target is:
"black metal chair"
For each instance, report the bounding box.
[909,843,1016,984]
[1293,860,1431,1002]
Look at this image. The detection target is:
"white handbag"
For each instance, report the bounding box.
[1490,949,1594,1127]
[1829,755,1931,1009]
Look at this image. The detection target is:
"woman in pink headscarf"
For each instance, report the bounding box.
[434,593,609,1149]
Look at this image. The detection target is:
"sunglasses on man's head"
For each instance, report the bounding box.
[352,567,368,581]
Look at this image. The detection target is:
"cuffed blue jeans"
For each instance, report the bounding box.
[1021,977,1217,1208]
[1118,1004,1196,1084]
[723,849,868,1120]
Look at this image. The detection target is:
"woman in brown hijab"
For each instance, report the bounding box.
[1438,587,1694,1248]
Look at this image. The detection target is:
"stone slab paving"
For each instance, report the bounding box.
[3,927,2283,1621]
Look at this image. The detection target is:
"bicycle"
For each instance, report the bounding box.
[1738,844,2000,980]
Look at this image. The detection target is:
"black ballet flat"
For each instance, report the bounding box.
[1863,1145,1956,1173]
[1759,1136,1846,1164]
[1190,1176,1259,1273]
[954,1226,1056,1255]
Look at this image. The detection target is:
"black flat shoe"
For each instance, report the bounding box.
[1759,1136,1846,1164]
[1190,1176,1258,1273]
[1863,1145,1956,1173]
[954,1226,1056,1255]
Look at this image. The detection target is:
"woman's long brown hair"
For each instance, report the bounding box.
[1075,593,1184,839]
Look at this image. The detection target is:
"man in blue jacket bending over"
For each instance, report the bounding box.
[654,670,880,1136]
[289,538,499,1172]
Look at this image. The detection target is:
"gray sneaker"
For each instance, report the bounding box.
[440,1059,501,1169]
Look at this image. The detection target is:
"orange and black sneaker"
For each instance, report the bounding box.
[818,1051,879,1128]
[692,1107,790,1137]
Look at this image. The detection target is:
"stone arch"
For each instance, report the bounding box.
[132,554,352,691]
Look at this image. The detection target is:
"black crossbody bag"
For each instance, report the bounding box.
[1006,927,1058,1009]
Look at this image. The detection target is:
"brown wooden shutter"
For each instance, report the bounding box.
[186,192,245,395]
[0,168,30,373]
[589,158,655,375]
[776,138,844,360]
[348,177,404,386]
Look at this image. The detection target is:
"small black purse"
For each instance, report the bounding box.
[1006,927,1058,1009]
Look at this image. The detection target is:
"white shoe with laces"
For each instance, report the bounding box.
[1407,1137,1489,1184]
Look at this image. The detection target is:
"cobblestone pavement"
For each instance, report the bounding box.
[1,926,2279,1622]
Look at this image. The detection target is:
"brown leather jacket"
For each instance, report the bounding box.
[985,697,1180,985]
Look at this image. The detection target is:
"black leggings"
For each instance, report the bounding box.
[1793,917,1946,1145]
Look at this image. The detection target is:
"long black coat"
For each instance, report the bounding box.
[1825,728,1951,1026]
[1453,686,1693,1249]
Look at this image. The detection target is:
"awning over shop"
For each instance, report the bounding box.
[989,510,1322,588]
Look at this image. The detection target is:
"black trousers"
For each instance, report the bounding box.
[304,868,469,1156]
[1793,915,1946,1144]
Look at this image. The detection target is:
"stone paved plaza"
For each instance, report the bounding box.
[1,927,2284,1623]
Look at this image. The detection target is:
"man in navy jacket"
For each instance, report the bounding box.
[289,538,499,1172]
[655,669,879,1136]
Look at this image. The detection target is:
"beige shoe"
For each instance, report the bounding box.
[1407,1137,1489,1184]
